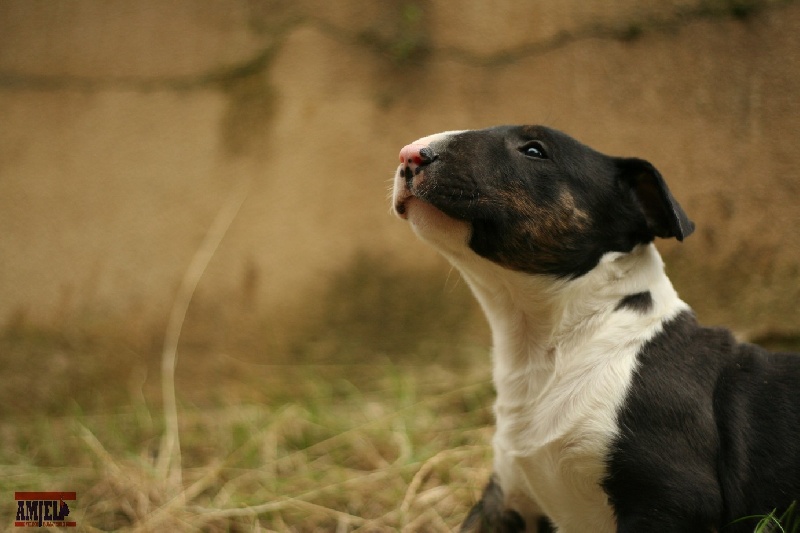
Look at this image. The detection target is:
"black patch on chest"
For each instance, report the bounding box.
[614,291,653,314]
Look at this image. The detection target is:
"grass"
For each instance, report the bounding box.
[0,352,496,531]
[732,501,800,533]
[4,338,800,531]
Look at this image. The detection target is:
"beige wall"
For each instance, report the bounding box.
[1,0,799,348]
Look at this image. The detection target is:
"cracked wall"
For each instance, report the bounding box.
[1,0,799,350]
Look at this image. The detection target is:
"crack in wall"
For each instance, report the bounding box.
[0,30,284,93]
[397,0,797,67]
[0,0,794,92]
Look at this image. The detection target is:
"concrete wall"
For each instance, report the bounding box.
[2,0,799,351]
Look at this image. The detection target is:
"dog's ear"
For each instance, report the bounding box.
[617,157,695,241]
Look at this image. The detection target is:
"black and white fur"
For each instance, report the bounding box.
[390,125,800,533]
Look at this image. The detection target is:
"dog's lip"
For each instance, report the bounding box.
[394,164,418,219]
[395,183,426,220]
[395,168,474,223]
[395,165,464,222]
[395,193,411,219]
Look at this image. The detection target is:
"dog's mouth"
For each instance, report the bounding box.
[394,165,480,224]
[392,165,413,219]
[395,200,409,217]
[394,194,410,218]
[393,131,482,227]
[393,163,435,220]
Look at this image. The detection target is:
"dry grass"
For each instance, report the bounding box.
[0,359,495,531]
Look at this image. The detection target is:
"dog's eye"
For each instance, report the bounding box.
[520,141,548,159]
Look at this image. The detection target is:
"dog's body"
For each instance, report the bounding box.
[390,125,800,532]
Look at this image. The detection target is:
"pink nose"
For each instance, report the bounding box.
[399,143,438,175]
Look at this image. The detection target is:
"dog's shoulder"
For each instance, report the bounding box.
[607,310,800,527]
[626,309,800,408]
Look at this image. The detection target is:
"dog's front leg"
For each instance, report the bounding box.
[460,475,553,533]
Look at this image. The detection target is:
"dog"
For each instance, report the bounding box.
[390,125,800,532]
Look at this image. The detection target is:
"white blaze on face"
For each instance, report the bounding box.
[392,130,472,256]
[392,130,466,216]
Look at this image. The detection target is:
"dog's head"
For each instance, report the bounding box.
[392,125,694,279]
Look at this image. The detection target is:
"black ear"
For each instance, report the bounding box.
[617,158,695,241]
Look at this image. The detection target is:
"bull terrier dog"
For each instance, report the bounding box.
[390,125,800,533]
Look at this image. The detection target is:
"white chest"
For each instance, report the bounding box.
[489,304,681,532]
[491,355,632,532]
[492,390,620,532]
[457,244,689,532]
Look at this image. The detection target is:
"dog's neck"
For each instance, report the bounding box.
[452,243,687,404]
